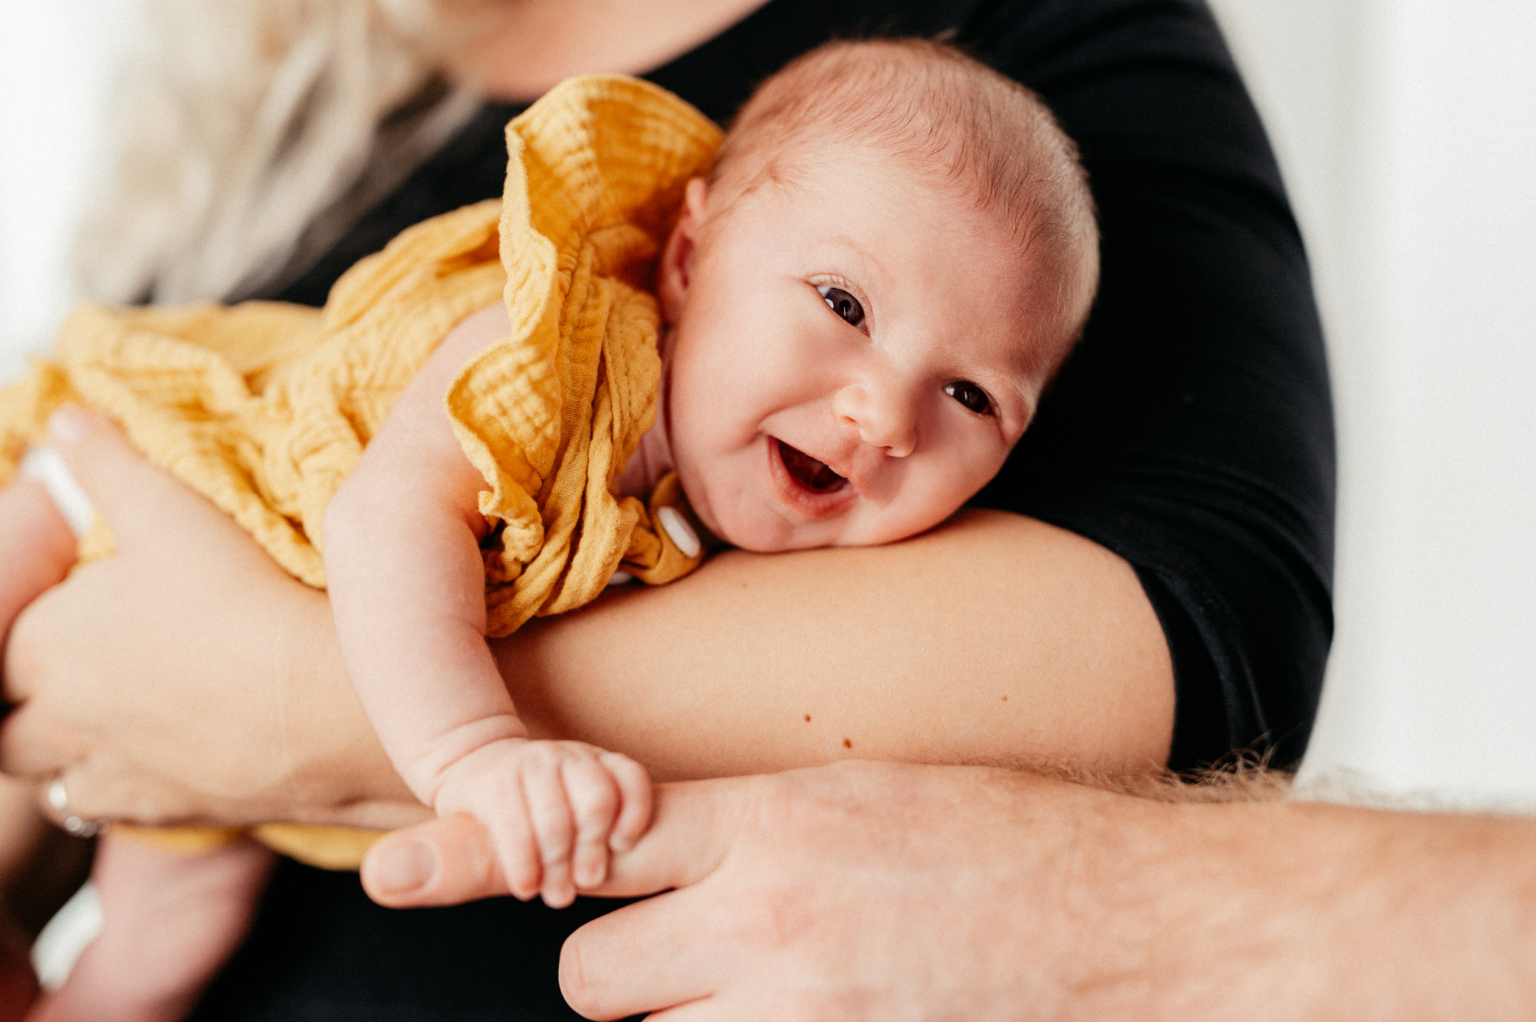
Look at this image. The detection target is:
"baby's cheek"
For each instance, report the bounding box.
[900,465,985,533]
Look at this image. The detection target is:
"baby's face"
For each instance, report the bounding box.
[657,156,1052,552]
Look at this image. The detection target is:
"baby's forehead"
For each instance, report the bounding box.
[706,39,1098,374]
[731,171,1069,395]
[732,149,1040,278]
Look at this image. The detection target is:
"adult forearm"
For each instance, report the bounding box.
[499,509,1173,781]
[558,763,1536,1021]
[316,508,1173,809]
[1155,799,1536,1019]
[2,414,1171,826]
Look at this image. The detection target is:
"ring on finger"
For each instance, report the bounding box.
[46,779,108,838]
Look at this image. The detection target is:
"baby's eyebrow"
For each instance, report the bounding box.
[812,231,889,289]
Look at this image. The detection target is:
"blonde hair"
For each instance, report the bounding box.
[713,39,1100,372]
[76,0,488,305]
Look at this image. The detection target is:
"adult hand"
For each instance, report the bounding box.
[365,760,1165,1017]
[564,761,1158,1020]
[0,408,423,830]
[367,759,1536,1021]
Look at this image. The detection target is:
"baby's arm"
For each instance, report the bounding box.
[323,304,651,908]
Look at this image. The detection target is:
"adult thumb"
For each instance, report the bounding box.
[361,815,511,908]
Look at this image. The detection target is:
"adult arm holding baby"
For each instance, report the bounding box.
[4,409,1170,832]
[0,0,1331,1017]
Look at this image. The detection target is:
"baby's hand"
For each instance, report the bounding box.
[430,738,653,908]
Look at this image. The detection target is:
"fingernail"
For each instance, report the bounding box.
[369,837,437,894]
[46,405,94,447]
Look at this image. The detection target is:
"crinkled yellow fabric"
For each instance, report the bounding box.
[0,75,722,867]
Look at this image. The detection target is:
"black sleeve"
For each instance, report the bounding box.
[964,0,1335,770]
[195,3,1334,1017]
[269,0,1334,772]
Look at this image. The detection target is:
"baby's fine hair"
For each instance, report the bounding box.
[711,38,1100,374]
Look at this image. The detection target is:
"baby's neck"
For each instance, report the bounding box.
[611,373,675,499]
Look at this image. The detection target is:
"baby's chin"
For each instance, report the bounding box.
[696,496,836,554]
[702,489,979,553]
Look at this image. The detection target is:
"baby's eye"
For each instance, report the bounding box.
[944,380,992,416]
[818,285,865,328]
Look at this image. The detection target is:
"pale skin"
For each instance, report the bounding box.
[9,425,1536,1022]
[329,130,1059,914]
[324,306,656,912]
[6,1,1521,1017]
[553,762,1536,1022]
[0,0,1191,1015]
[0,118,1109,1021]
[1,416,1171,821]
[0,381,1167,1020]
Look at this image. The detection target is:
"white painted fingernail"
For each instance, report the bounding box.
[606,570,634,587]
[20,446,95,538]
[45,406,92,447]
[657,505,700,558]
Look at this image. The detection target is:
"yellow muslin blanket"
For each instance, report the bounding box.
[0,75,723,868]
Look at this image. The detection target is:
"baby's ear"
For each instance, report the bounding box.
[657,178,710,325]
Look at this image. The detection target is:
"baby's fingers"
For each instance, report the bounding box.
[522,751,579,908]
[481,783,543,903]
[562,755,622,891]
[600,751,654,855]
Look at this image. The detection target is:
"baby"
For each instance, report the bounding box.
[1,38,1096,1022]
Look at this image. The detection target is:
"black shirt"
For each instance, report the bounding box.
[194,1,1334,1017]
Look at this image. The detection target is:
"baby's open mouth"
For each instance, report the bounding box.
[775,439,847,493]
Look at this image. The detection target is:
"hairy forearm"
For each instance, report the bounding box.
[560,763,1536,1022]
[1106,795,1536,1018]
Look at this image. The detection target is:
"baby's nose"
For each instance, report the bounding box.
[832,380,917,457]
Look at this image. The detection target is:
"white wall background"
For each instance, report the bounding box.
[2,2,1535,807]
[0,0,139,379]
[1209,0,1536,807]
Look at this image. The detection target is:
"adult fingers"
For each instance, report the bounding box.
[560,884,731,1020]
[557,778,763,1018]
[361,814,507,908]
[42,406,166,545]
[28,757,209,829]
[626,996,729,1022]
[45,405,252,563]
[0,479,76,620]
[584,777,746,899]
[0,697,72,777]
[364,773,747,910]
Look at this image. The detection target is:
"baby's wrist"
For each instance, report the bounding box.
[402,718,529,807]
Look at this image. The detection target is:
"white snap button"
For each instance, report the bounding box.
[657,505,701,559]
